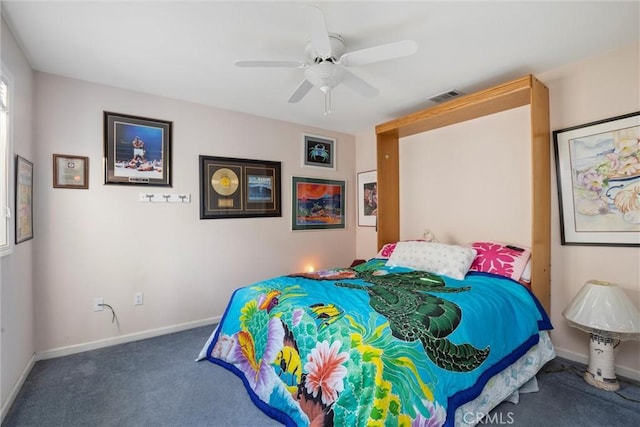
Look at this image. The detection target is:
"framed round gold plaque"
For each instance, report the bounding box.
[199,156,281,220]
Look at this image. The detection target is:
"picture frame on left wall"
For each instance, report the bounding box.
[53,154,88,189]
[104,111,172,186]
[15,155,33,244]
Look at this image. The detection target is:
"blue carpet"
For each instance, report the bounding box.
[490,358,640,426]
[3,326,639,426]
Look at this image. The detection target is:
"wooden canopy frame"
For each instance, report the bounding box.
[375,75,551,312]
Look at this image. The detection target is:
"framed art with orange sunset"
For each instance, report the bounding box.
[292,176,345,230]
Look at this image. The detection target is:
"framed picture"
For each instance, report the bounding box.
[15,155,33,244]
[199,156,281,219]
[357,170,377,227]
[553,111,640,246]
[292,176,345,230]
[302,133,336,170]
[103,111,172,186]
[53,154,88,189]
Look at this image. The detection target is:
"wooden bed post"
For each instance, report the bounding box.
[530,76,551,312]
[376,130,400,250]
[374,75,551,313]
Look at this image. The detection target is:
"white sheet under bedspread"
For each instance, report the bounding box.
[456,331,555,426]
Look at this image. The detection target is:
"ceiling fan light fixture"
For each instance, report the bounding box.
[305,63,344,115]
[304,62,344,89]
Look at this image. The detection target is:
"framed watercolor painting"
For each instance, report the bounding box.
[199,156,281,220]
[301,134,336,170]
[357,170,377,227]
[15,155,33,244]
[292,176,345,230]
[553,111,639,246]
[103,112,172,186]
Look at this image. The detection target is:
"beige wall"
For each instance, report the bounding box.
[31,72,356,354]
[355,129,378,258]
[0,15,35,418]
[3,14,356,414]
[540,44,639,378]
[399,106,531,246]
[356,43,640,380]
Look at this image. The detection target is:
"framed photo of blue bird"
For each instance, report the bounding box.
[301,133,336,170]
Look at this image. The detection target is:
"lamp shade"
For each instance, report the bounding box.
[563,280,640,340]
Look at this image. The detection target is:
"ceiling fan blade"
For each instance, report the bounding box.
[338,40,418,67]
[234,60,307,68]
[288,79,314,103]
[306,5,332,59]
[340,68,379,98]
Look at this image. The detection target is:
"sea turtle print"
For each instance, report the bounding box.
[336,269,490,372]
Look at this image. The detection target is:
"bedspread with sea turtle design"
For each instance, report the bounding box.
[204,259,552,427]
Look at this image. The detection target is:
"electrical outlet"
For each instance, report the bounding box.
[134,292,143,306]
[94,297,104,312]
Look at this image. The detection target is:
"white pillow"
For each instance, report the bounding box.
[385,241,477,280]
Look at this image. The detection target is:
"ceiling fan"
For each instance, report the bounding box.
[234,5,418,115]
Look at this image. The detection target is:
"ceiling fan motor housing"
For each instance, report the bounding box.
[305,33,345,62]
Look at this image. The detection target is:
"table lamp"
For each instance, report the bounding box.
[562,280,640,391]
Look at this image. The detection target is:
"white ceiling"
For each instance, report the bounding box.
[2,1,639,135]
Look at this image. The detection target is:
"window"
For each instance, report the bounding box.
[0,68,12,256]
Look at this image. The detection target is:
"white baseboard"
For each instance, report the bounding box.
[1,352,36,424]
[554,346,640,382]
[37,316,220,361]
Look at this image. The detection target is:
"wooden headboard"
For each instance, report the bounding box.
[375,75,551,312]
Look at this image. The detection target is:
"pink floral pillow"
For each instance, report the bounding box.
[376,242,398,259]
[469,241,531,281]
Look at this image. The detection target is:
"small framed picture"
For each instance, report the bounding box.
[553,111,639,246]
[104,111,172,186]
[53,154,88,189]
[302,133,336,170]
[15,155,33,244]
[292,176,345,230]
[357,170,377,227]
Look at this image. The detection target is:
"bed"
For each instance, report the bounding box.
[200,240,554,426]
[200,75,554,426]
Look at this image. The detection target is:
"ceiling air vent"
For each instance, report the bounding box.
[427,89,463,104]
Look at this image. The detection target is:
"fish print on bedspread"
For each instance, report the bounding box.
[211,278,446,425]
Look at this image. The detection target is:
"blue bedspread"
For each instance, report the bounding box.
[204,259,552,426]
